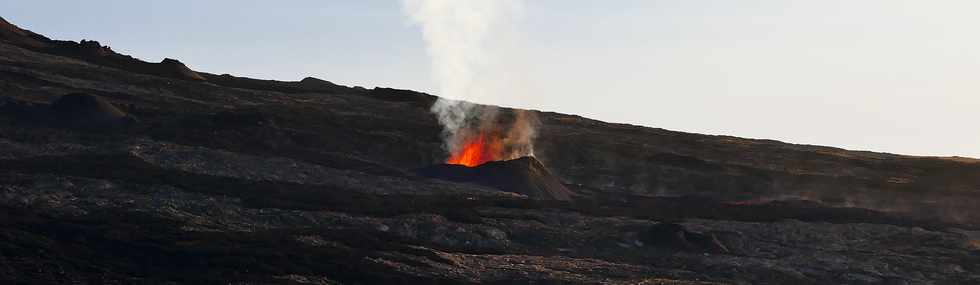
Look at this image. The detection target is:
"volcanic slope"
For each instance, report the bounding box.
[418,156,576,201]
[1,17,979,284]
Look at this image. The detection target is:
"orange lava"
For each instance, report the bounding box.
[446,134,501,167]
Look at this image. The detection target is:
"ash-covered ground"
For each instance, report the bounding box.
[1,17,979,284]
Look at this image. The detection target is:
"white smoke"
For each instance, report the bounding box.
[402,0,534,159]
[401,0,522,102]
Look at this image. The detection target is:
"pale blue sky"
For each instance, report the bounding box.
[3,1,978,158]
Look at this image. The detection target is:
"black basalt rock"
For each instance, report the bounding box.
[49,93,132,130]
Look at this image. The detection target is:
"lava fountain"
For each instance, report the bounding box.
[442,109,538,167]
[446,134,497,167]
[402,0,535,167]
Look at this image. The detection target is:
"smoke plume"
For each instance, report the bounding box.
[402,0,537,162]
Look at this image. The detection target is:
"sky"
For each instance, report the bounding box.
[2,0,978,158]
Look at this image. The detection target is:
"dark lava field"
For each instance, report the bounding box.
[1,17,979,284]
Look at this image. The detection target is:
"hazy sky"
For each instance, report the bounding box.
[3,0,977,158]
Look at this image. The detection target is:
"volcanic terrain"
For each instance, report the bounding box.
[1,17,979,284]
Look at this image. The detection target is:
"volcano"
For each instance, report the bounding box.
[418,156,575,201]
[1,16,979,284]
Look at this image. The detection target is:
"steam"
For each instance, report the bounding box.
[402,0,537,161]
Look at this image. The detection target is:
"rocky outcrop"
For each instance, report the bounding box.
[0,16,49,49]
[200,73,358,94]
[2,17,357,87]
[158,58,206,80]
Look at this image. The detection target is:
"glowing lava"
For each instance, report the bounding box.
[446,134,502,167]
